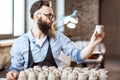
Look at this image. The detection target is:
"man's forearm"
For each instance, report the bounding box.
[80,43,97,60]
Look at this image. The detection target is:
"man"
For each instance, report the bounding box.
[6,0,105,80]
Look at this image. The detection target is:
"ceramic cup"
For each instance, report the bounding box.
[95,25,104,34]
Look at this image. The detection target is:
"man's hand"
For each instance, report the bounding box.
[81,31,105,60]
[90,30,105,46]
[6,70,18,80]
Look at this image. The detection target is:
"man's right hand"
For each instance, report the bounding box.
[6,70,18,80]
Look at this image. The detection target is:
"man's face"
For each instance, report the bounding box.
[34,6,55,35]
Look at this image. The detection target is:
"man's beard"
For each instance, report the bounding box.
[37,18,55,37]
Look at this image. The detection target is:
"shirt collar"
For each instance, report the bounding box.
[28,30,35,43]
[35,36,47,47]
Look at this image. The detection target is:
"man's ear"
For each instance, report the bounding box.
[34,14,39,20]
[33,15,39,24]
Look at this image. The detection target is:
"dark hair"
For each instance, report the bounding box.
[30,0,51,19]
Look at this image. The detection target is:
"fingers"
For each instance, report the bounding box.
[6,71,18,80]
[13,72,18,79]
[6,72,14,80]
[96,32,105,39]
[90,32,105,45]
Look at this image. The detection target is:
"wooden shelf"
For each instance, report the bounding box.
[0,39,14,47]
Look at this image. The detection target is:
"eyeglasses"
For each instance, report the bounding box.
[37,13,56,20]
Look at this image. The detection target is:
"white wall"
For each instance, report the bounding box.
[26,0,37,32]
[55,0,65,32]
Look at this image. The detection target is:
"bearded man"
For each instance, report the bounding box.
[6,0,105,80]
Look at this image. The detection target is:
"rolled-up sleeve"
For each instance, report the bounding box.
[75,49,83,64]
[58,32,83,64]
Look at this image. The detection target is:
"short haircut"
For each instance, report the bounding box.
[30,0,51,19]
